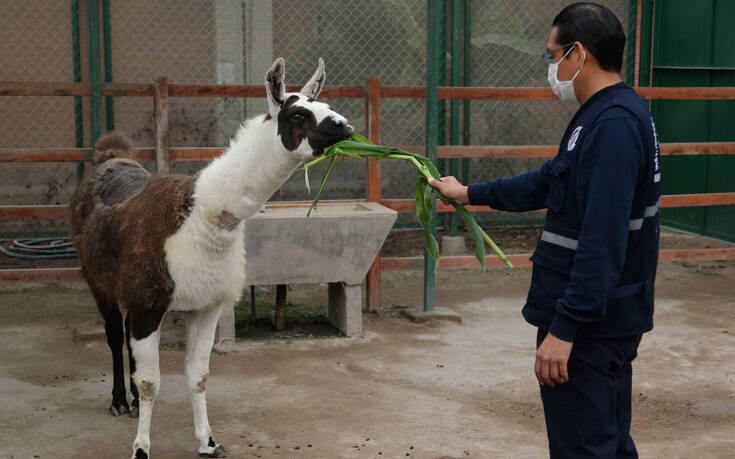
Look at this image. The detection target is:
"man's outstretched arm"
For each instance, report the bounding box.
[428,159,555,211]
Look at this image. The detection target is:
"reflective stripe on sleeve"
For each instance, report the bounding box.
[629,198,661,231]
[540,230,579,251]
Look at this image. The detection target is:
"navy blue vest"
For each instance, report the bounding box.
[524,83,662,338]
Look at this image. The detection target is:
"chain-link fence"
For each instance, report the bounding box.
[1,0,637,237]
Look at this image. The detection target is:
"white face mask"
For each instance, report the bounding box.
[547,45,586,104]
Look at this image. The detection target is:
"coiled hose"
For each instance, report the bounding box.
[0,239,77,259]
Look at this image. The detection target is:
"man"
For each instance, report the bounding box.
[429,3,661,457]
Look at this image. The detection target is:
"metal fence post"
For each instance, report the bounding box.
[154,76,170,173]
[366,76,382,312]
[71,0,84,181]
[462,0,471,186]
[86,0,103,145]
[424,0,442,312]
[449,0,461,236]
[102,0,114,131]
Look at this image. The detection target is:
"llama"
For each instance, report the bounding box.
[70,58,352,459]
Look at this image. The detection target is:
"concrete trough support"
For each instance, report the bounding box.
[215,202,397,341]
[328,282,363,337]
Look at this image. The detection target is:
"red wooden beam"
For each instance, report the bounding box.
[379,85,735,101]
[662,193,735,207]
[167,84,363,98]
[0,148,92,162]
[0,82,363,98]
[3,142,732,163]
[0,268,82,282]
[381,248,735,271]
[0,205,70,221]
[381,193,735,214]
[0,82,89,96]
[657,248,735,262]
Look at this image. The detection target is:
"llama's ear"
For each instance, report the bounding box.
[265,57,286,118]
[300,58,326,100]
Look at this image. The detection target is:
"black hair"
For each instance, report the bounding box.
[553,2,626,72]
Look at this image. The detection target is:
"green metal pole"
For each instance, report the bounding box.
[86,0,104,324]
[436,1,447,176]
[102,0,114,131]
[425,0,442,312]
[462,0,472,187]
[449,0,461,237]
[86,0,103,145]
[71,0,84,182]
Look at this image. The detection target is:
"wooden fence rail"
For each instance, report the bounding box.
[1,78,733,313]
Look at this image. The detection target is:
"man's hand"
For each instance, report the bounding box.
[535,333,573,387]
[427,176,469,205]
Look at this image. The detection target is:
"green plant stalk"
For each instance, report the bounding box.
[302,135,513,269]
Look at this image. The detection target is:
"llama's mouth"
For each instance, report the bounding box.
[309,126,353,156]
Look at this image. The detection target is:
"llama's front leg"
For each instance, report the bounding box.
[128,322,162,459]
[186,304,229,457]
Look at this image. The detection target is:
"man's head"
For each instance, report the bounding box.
[544,2,625,103]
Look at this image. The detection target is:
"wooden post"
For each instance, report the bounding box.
[366,77,383,312]
[275,284,287,331]
[154,76,170,173]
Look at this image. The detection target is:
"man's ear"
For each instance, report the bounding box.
[265,57,286,118]
[300,58,326,100]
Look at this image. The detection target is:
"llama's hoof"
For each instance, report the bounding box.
[129,405,139,418]
[109,400,130,416]
[133,448,148,459]
[199,445,229,457]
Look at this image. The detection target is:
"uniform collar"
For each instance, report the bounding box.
[578,82,628,111]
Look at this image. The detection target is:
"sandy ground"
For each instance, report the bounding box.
[1,260,734,458]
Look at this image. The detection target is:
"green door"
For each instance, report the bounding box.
[645,0,735,242]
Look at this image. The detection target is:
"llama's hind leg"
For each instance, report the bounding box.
[186,304,229,457]
[102,307,130,416]
[128,311,163,459]
[125,313,139,418]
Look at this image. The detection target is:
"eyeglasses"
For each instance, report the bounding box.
[541,42,575,65]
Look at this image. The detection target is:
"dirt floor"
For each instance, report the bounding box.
[1,235,734,458]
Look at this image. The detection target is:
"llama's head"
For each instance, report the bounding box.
[265,57,353,160]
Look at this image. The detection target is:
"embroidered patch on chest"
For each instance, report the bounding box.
[568,126,583,151]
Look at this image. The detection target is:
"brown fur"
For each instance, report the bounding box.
[70,153,197,340]
[94,132,135,163]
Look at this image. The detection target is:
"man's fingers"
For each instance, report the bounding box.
[549,361,563,384]
[540,359,555,387]
[534,355,542,385]
[559,360,569,382]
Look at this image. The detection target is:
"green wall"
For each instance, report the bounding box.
[642,0,735,242]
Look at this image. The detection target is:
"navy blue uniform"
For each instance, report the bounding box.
[468,83,661,458]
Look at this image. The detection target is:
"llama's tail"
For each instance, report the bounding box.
[94,132,134,163]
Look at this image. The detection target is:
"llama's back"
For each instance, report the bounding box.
[69,133,150,237]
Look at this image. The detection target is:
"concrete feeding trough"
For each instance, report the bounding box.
[217,201,397,340]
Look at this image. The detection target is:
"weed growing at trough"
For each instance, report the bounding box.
[302,133,513,271]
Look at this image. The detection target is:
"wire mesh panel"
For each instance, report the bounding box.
[0,0,638,237]
[0,0,78,237]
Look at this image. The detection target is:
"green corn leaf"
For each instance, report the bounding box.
[307,155,338,217]
[304,132,512,270]
[425,230,440,264]
[304,167,311,196]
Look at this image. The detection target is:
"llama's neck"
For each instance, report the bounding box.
[193,115,302,224]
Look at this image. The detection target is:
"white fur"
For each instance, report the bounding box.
[130,325,161,459]
[129,58,350,458]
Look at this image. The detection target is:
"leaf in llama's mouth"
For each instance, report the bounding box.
[300,133,513,271]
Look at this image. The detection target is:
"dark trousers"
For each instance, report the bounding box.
[536,328,642,459]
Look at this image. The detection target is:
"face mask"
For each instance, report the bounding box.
[547,45,586,104]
